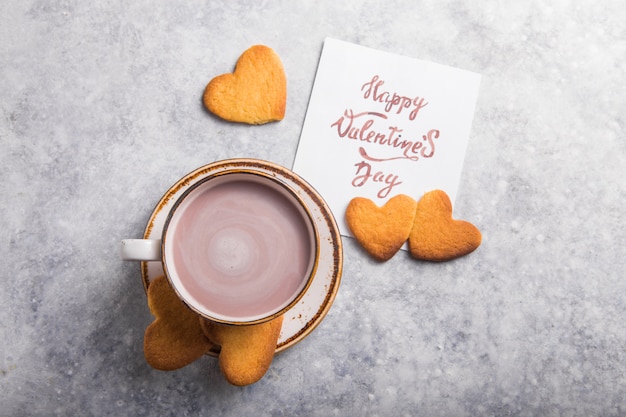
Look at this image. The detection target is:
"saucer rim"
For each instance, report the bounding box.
[139,158,343,355]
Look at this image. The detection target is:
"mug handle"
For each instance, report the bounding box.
[121,239,162,261]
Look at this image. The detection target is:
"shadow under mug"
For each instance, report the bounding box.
[122,168,319,326]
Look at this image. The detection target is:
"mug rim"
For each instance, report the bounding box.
[160,168,320,326]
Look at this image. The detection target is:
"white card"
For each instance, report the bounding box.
[293,38,481,239]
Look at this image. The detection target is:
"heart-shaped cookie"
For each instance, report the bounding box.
[408,190,481,262]
[346,194,418,261]
[201,315,284,386]
[143,276,213,371]
[203,45,286,124]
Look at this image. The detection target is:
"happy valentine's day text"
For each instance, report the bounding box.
[329,75,441,198]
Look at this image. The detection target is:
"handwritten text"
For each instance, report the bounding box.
[361,75,429,120]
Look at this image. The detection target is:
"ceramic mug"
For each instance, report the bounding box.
[122,160,319,325]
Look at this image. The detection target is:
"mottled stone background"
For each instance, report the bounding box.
[1,1,625,416]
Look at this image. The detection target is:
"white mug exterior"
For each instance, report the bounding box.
[121,162,320,325]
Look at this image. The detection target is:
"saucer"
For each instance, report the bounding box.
[140,158,343,355]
